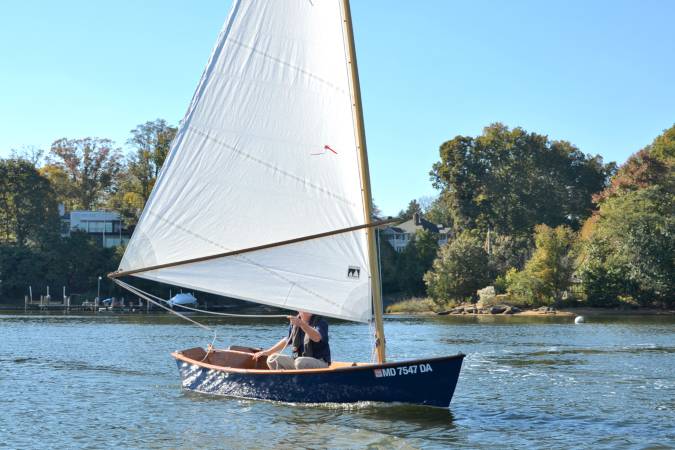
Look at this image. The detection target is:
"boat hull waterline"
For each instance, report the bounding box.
[173,350,465,408]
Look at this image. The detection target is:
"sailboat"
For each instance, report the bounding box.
[110,0,464,408]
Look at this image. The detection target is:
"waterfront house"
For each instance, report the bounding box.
[60,206,130,248]
[380,213,450,252]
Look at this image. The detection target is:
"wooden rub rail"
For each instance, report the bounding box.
[108,218,400,279]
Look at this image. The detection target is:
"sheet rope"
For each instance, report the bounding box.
[113,278,289,318]
[114,278,295,363]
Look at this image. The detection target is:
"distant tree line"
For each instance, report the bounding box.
[382,123,674,309]
[2,119,672,309]
[0,119,176,301]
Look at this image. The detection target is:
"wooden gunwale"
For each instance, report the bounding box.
[171,351,465,376]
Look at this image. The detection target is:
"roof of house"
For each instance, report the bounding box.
[382,213,447,235]
[400,213,442,234]
[69,210,121,221]
[381,226,405,234]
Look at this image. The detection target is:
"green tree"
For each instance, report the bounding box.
[0,244,44,299]
[127,119,177,203]
[423,194,454,229]
[578,125,675,307]
[9,146,44,167]
[576,237,632,306]
[105,170,145,227]
[0,159,60,246]
[430,123,613,234]
[48,137,122,210]
[579,187,674,306]
[398,199,422,221]
[489,233,533,277]
[376,231,399,294]
[424,231,489,305]
[649,123,675,162]
[40,163,75,209]
[43,231,122,293]
[506,225,577,305]
[396,230,438,296]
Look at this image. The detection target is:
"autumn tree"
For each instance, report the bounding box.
[47,138,122,210]
[578,125,675,306]
[505,225,577,305]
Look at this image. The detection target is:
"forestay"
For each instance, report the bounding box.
[118,0,373,322]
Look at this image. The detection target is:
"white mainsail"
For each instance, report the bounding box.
[118,0,374,322]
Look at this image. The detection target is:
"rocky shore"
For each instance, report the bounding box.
[437,303,574,316]
[385,286,675,316]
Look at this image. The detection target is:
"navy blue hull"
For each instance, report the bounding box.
[174,353,464,408]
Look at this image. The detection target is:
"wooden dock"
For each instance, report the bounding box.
[24,290,151,313]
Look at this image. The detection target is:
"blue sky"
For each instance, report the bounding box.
[1,0,674,216]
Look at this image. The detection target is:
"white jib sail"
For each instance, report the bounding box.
[118,0,373,323]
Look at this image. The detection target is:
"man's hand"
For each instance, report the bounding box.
[288,315,302,327]
[252,350,267,360]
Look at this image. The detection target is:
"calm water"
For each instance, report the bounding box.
[0,313,674,449]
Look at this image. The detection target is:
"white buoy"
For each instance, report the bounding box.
[575,315,585,324]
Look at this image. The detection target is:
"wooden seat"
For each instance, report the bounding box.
[178,347,371,372]
[206,349,269,370]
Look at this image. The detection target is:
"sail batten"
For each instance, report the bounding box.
[118,0,374,323]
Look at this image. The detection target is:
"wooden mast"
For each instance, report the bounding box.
[341,0,386,363]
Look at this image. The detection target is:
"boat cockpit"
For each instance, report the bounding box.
[177,346,367,371]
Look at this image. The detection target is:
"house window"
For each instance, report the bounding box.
[86,221,113,233]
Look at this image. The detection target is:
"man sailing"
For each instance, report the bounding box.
[253,311,331,370]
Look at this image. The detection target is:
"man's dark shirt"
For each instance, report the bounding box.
[286,318,331,364]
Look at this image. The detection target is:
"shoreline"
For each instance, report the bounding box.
[387,306,675,317]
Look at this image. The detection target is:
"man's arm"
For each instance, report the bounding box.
[252,337,287,359]
[290,316,322,342]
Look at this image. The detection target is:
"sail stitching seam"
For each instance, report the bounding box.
[145,209,231,253]
[189,126,355,205]
[225,37,348,95]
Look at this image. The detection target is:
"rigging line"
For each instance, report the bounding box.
[115,279,220,362]
[109,217,400,278]
[369,319,377,363]
[374,230,384,362]
[172,303,289,319]
[113,279,214,333]
[117,279,289,319]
